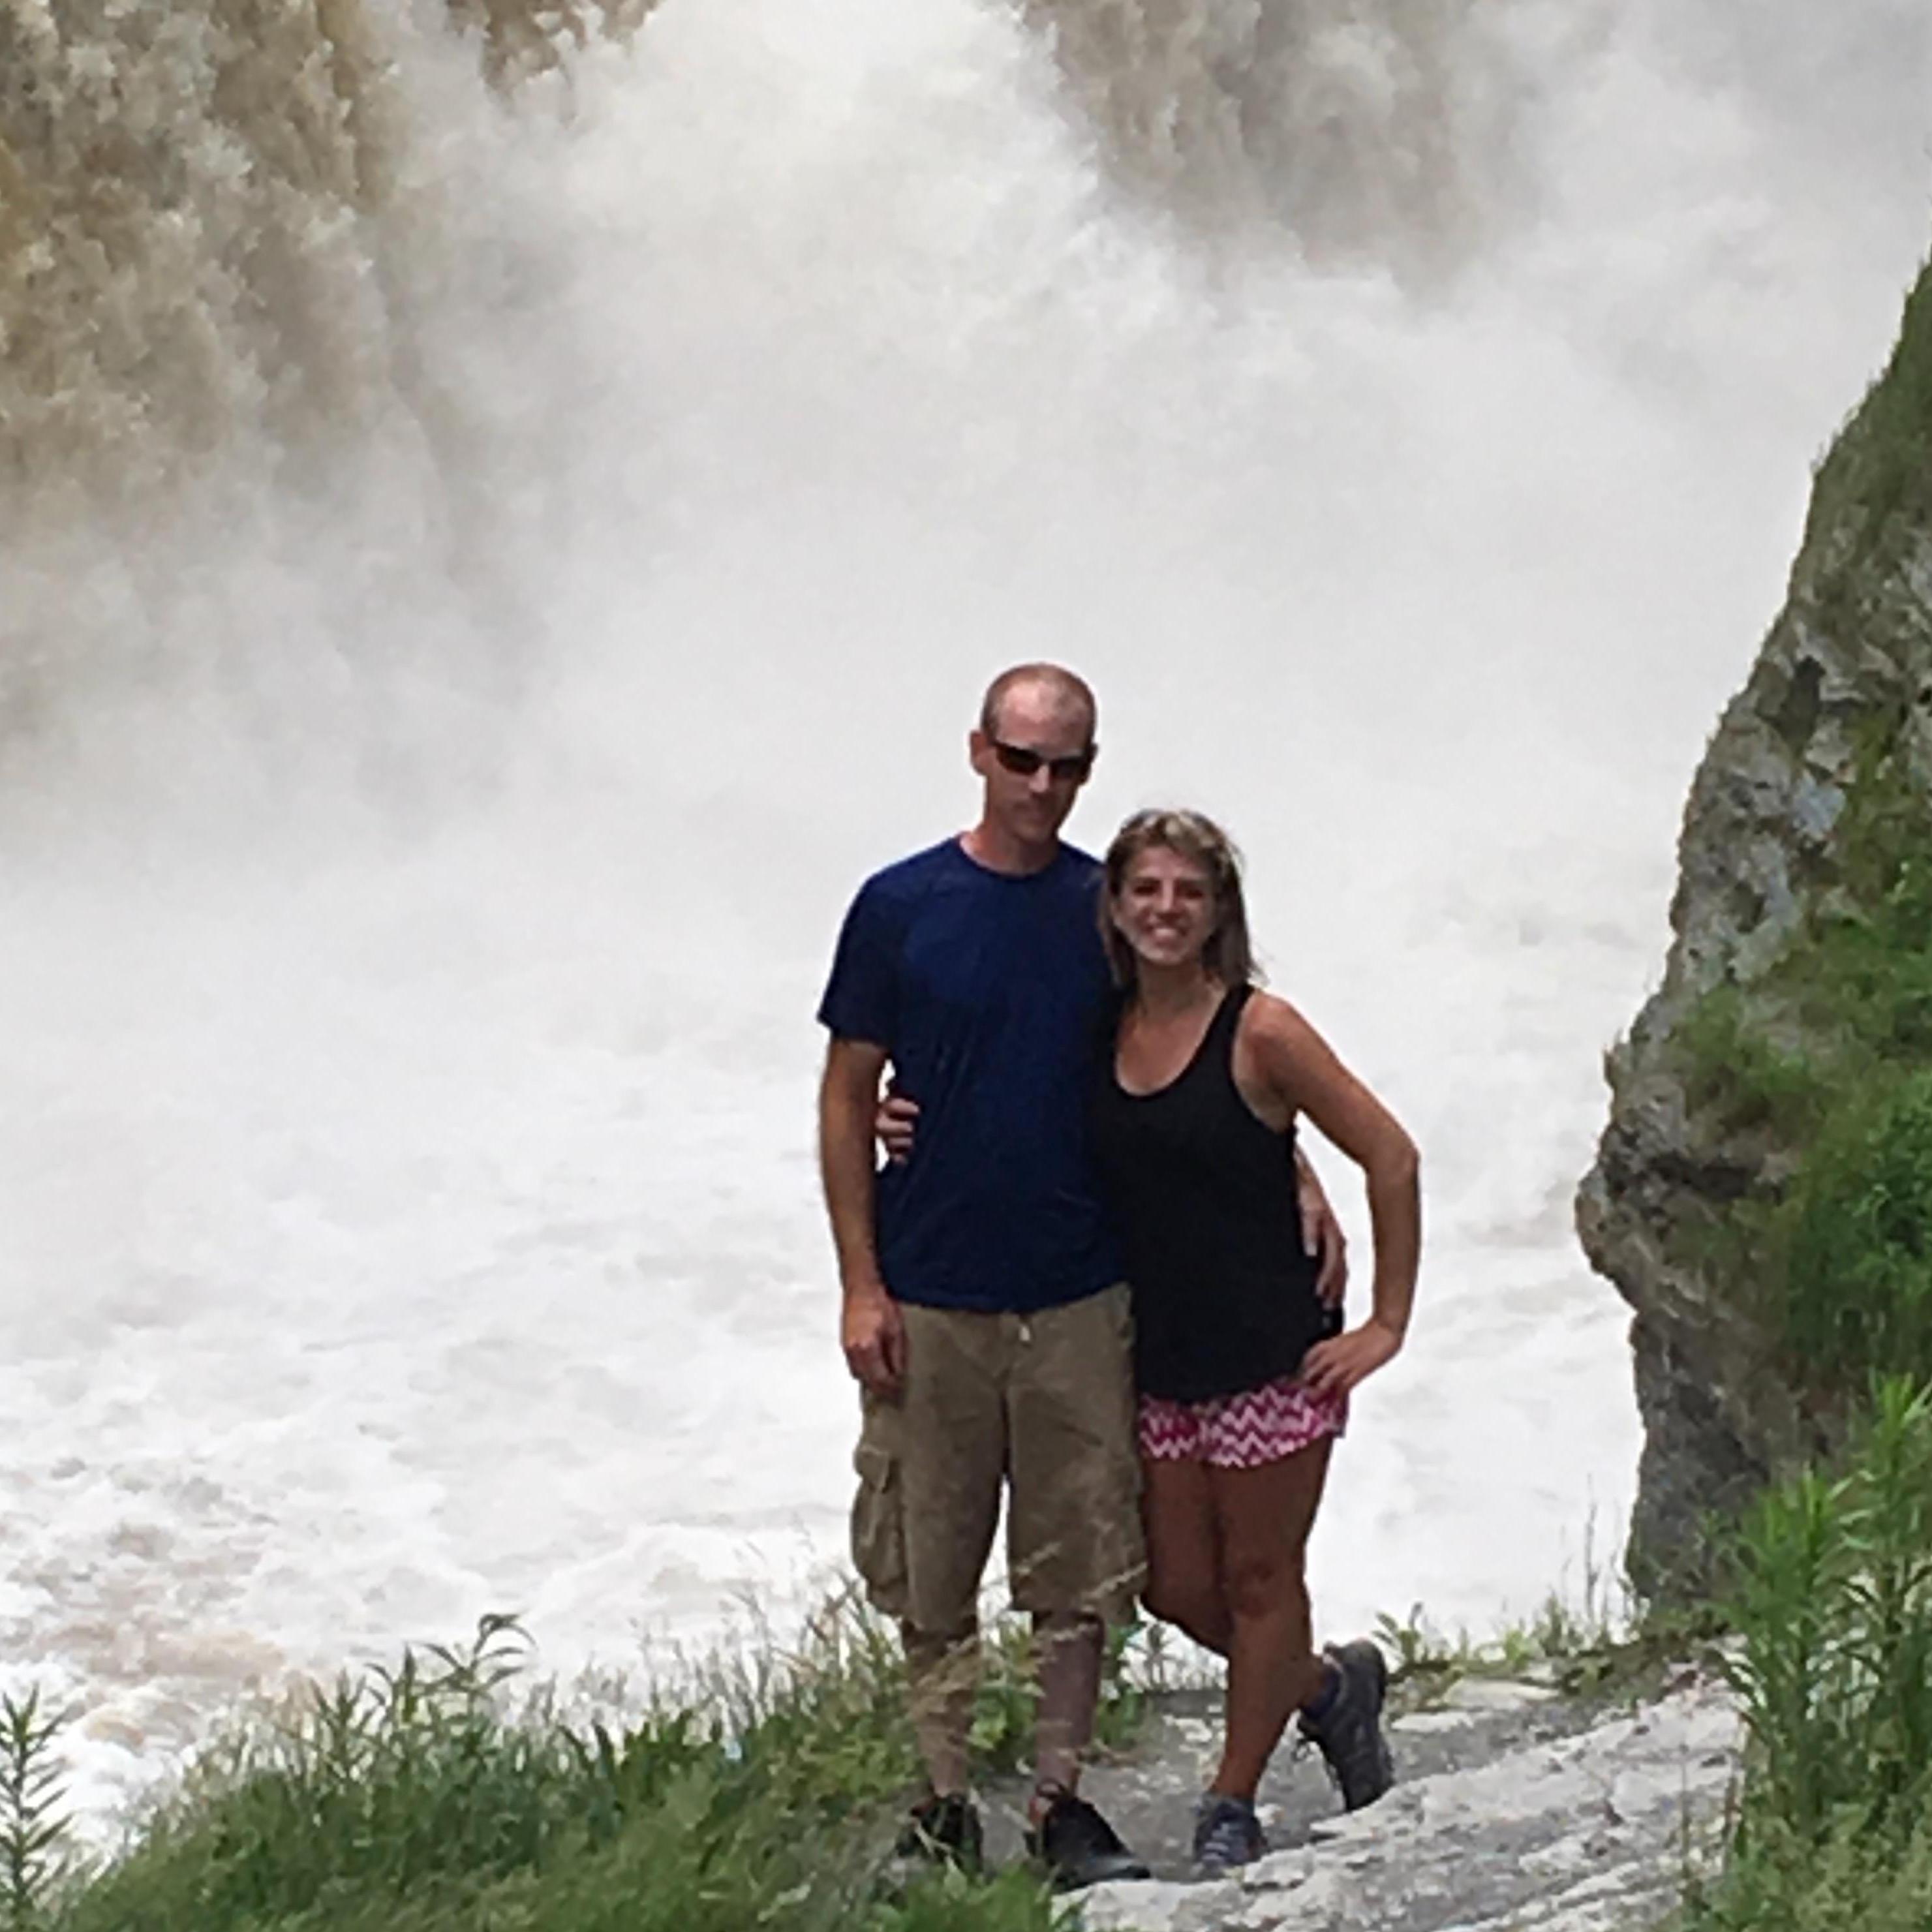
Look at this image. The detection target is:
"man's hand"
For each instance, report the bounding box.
[1299,1317,1401,1399]
[1297,1158,1348,1308]
[842,1281,907,1397]
[876,1090,920,1165]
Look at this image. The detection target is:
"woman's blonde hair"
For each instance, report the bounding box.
[1101,808,1258,989]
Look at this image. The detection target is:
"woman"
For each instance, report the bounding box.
[1088,807,1420,1874]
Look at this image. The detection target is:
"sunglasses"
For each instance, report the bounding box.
[989,738,1096,783]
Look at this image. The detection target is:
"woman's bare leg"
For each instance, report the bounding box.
[1139,1453,1233,1655]
[1208,1438,1333,1800]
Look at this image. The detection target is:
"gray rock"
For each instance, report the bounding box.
[1077,1679,1740,1932]
[1576,264,1932,1595]
[1439,1678,1559,1713]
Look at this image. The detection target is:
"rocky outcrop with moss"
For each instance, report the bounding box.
[1578,256,1932,1597]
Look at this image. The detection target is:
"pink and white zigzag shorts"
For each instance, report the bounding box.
[1139,1372,1347,1469]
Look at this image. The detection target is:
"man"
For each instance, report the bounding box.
[817,662,1152,1888]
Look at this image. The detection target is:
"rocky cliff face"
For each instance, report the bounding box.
[1578,258,1932,1597]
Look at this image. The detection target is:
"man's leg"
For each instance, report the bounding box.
[1206,1437,1332,1802]
[1032,1610,1104,1796]
[894,1304,1007,1800]
[1005,1285,1151,1890]
[1005,1287,1142,1790]
[902,1623,981,1800]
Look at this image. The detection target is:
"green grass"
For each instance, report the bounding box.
[1680,1812,1932,1932]
[20,1596,1137,1932]
[1679,1378,1932,1931]
[1372,1534,1729,1707]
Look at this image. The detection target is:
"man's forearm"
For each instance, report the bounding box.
[820,1084,887,1298]
[820,1050,906,1396]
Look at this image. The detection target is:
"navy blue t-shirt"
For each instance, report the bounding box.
[818,838,1121,1314]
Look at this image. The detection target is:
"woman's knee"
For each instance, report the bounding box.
[1220,1548,1307,1625]
[1142,1576,1227,1645]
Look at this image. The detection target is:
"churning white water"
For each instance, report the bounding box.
[1,0,1927,1824]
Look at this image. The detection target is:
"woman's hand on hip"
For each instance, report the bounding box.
[876,1089,920,1165]
[1298,1317,1402,1398]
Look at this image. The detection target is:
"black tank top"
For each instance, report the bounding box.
[1088,983,1337,1402]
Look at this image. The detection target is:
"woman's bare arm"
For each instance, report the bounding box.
[1246,995,1420,1395]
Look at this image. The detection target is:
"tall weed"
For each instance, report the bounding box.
[1693,1379,1932,1927]
[0,1690,68,1930]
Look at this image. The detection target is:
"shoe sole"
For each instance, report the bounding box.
[1044,1852,1152,1892]
[1194,1843,1266,1877]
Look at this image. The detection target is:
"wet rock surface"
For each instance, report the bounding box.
[988,1673,1742,1931]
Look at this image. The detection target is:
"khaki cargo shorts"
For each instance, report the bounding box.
[850,1283,1144,1636]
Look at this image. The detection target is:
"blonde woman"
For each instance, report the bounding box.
[1088,808,1420,1873]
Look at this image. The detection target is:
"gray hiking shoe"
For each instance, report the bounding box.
[1192,1790,1266,1874]
[1298,1639,1394,1811]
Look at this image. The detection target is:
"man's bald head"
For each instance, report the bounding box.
[979,664,1099,747]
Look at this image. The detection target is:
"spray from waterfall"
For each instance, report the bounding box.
[0,0,644,756]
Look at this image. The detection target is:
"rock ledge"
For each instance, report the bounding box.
[1075,1677,1738,1932]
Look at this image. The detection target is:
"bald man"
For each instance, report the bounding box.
[818,663,1150,1889]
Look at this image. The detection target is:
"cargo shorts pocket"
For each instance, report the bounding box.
[850,1426,910,1619]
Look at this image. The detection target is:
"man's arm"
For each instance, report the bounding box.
[820,1036,906,1397]
[1294,1146,1348,1306]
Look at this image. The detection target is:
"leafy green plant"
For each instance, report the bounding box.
[1371,1602,1475,1687]
[1676,984,1829,1142]
[1095,1619,1151,1748]
[0,1689,69,1930]
[1776,1074,1932,1392]
[966,1614,1149,1773]
[1719,1378,1932,1847]
[1682,1383,1932,1930]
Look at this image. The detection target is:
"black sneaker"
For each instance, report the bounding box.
[1192,1790,1266,1874]
[1298,1639,1395,1811]
[894,1791,983,1872]
[1026,1787,1151,1890]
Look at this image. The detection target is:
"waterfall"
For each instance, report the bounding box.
[1014,0,1534,273]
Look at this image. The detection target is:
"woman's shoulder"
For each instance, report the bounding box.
[1234,985,1311,1044]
